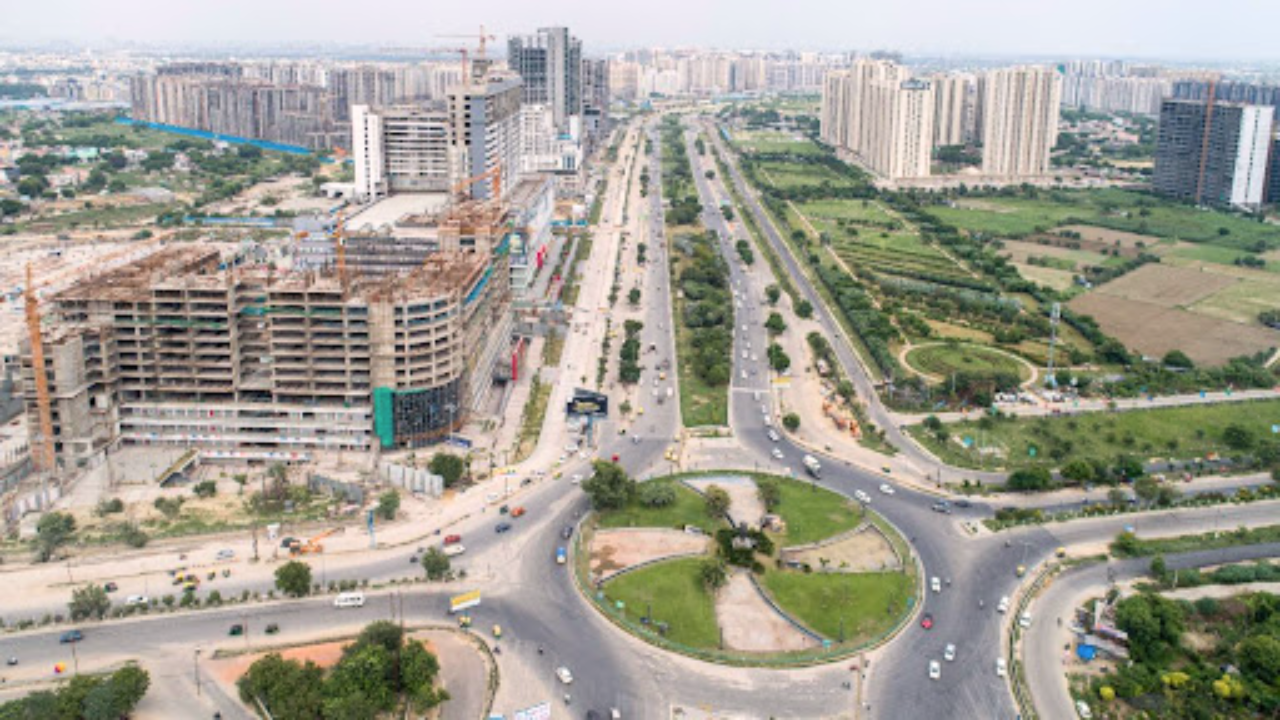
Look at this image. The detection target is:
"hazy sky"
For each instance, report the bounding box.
[4,0,1280,61]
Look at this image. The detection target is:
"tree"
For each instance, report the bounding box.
[422,547,451,581]
[765,284,781,305]
[107,178,128,194]
[782,413,800,432]
[376,490,400,521]
[764,312,787,335]
[1149,555,1169,583]
[1133,475,1160,506]
[1222,423,1255,451]
[1007,466,1053,491]
[238,653,325,719]
[17,175,48,198]
[0,198,24,217]
[192,480,217,498]
[35,511,76,561]
[628,287,641,305]
[401,640,449,711]
[429,453,465,487]
[83,664,149,720]
[700,558,728,593]
[1161,349,1194,369]
[637,481,677,507]
[325,643,396,714]
[767,343,791,372]
[69,584,111,621]
[1115,593,1184,663]
[704,485,731,518]
[274,560,313,598]
[582,461,636,510]
[796,300,813,319]
[153,496,184,519]
[1061,459,1096,485]
[348,620,404,657]
[756,478,781,510]
[1238,635,1280,682]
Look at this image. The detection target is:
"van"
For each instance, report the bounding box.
[334,592,366,609]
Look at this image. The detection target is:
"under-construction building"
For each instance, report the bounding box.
[21,244,511,466]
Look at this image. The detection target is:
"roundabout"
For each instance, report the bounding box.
[572,472,920,664]
[902,341,1037,385]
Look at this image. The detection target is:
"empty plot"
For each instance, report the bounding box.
[590,528,711,579]
[1068,293,1278,365]
[716,571,814,652]
[1093,264,1237,307]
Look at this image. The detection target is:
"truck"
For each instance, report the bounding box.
[803,455,821,478]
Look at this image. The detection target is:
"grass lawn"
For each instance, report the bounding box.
[603,557,720,648]
[669,238,729,428]
[909,398,1280,471]
[734,130,823,156]
[761,569,912,642]
[770,478,864,547]
[1190,279,1280,326]
[799,198,895,225]
[904,343,1029,381]
[597,478,724,533]
[757,161,857,190]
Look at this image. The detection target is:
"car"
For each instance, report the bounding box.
[561,525,574,540]
[931,501,952,514]
[556,666,574,684]
[5,657,16,666]
[920,613,934,630]
[60,630,84,644]
[1075,700,1093,719]
[556,547,567,565]
[767,429,779,442]
[1019,611,1032,628]
[854,490,871,504]
[571,474,584,484]
[103,582,118,593]
[125,595,149,607]
[954,499,972,509]
[495,522,513,534]
[511,506,526,518]
[944,643,956,662]
[228,624,244,637]
[771,448,784,460]
[443,544,466,557]
[265,623,279,635]
[760,403,768,414]
[997,596,1010,614]
[444,534,462,545]
[928,660,941,680]
[216,549,235,561]
[930,576,941,593]
[879,484,895,495]
[996,658,1007,677]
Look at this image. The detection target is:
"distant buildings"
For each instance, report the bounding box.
[820,60,1061,183]
[508,27,583,134]
[606,50,838,99]
[980,66,1062,177]
[1152,98,1275,209]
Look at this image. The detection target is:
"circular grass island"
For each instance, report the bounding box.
[904,342,1032,383]
[571,472,919,665]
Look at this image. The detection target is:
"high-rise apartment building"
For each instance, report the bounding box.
[819,60,930,180]
[507,27,582,132]
[980,66,1062,177]
[932,74,971,148]
[581,57,610,140]
[446,75,525,201]
[1153,98,1275,209]
[352,104,457,201]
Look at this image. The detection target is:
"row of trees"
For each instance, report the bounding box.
[678,233,734,388]
[618,319,644,384]
[0,664,149,720]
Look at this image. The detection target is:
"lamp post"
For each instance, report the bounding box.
[194,648,202,696]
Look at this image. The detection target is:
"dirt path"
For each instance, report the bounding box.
[897,341,1040,388]
[687,475,765,528]
[716,571,814,652]
[590,529,709,580]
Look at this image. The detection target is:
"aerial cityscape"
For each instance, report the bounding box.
[3,2,1280,719]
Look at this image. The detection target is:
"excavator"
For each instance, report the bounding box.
[288,528,339,555]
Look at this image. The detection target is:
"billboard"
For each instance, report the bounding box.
[566,388,609,417]
[449,590,482,614]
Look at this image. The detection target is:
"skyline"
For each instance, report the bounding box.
[1,0,1279,63]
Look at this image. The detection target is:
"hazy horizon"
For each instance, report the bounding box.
[2,0,1279,63]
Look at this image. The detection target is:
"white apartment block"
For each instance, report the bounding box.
[981,66,1062,178]
[932,74,971,148]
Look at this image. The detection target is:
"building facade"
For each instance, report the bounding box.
[352,104,457,201]
[447,75,525,201]
[507,27,582,133]
[1153,98,1275,209]
[980,66,1062,177]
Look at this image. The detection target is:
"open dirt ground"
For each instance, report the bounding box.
[589,528,710,579]
[687,476,766,528]
[1090,263,1237,307]
[781,526,900,573]
[716,571,814,652]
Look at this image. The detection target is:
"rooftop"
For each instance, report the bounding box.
[346,194,450,233]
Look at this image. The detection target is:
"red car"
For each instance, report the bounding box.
[920,613,934,630]
[443,534,462,546]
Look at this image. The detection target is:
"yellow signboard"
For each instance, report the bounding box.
[449,590,482,613]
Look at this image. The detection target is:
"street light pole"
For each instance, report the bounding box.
[194,648,202,696]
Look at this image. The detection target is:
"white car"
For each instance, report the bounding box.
[216,549,235,561]
[125,595,149,607]
[854,490,871,504]
[997,596,1010,614]
[771,448,785,460]
[996,658,1007,677]
[767,429,780,442]
[878,484,895,495]
[944,643,956,662]
[931,576,942,593]
[928,660,941,680]
[556,666,574,684]
[443,544,466,557]
[571,474,584,485]
[1075,700,1093,719]
[1019,611,1032,628]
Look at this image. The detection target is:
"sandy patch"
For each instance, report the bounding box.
[782,525,900,573]
[590,528,710,579]
[716,571,813,652]
[686,476,766,528]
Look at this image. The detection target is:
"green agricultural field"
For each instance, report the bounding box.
[770,479,864,547]
[596,479,725,533]
[734,130,823,156]
[927,189,1280,250]
[761,570,913,642]
[756,161,857,190]
[604,557,721,648]
[910,398,1280,471]
[905,343,1030,382]
[798,198,896,224]
[20,202,174,232]
[1163,243,1269,269]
